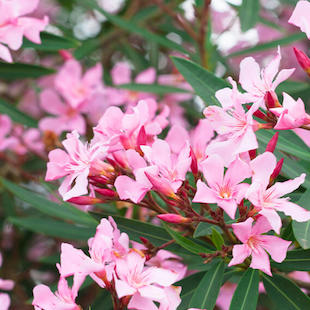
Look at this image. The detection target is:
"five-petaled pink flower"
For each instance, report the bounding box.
[228,217,291,276]
[0,0,48,62]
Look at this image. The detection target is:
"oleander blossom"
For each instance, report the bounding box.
[228,217,291,276]
[288,0,310,40]
[0,0,49,62]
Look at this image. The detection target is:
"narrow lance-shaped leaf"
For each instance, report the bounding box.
[171,56,228,106]
[263,274,310,310]
[117,83,190,95]
[1,178,97,227]
[0,99,38,128]
[239,0,260,32]
[229,268,259,310]
[189,260,225,309]
[293,190,310,249]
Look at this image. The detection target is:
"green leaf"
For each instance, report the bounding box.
[117,83,190,95]
[256,130,310,162]
[0,99,38,127]
[229,269,259,310]
[194,222,221,238]
[171,56,228,106]
[211,227,224,250]
[272,249,310,271]
[23,32,80,51]
[189,260,225,309]
[262,274,310,310]
[228,32,306,58]
[78,0,189,55]
[293,190,310,249]
[239,0,260,32]
[0,62,55,80]
[9,216,95,240]
[1,178,97,227]
[164,223,212,254]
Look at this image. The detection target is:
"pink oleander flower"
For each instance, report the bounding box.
[0,0,48,62]
[238,48,295,107]
[193,155,251,219]
[107,62,156,106]
[141,139,192,195]
[0,294,10,310]
[288,1,310,39]
[228,217,291,276]
[94,99,169,152]
[58,217,129,288]
[115,251,178,306]
[39,89,86,135]
[114,149,157,203]
[45,130,109,201]
[55,59,104,111]
[32,277,81,310]
[0,115,18,151]
[270,93,310,130]
[247,152,310,233]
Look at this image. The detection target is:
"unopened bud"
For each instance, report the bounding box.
[293,47,310,77]
[157,214,191,224]
[95,188,117,198]
[137,126,147,148]
[264,91,281,109]
[190,147,198,176]
[270,158,284,182]
[68,196,103,205]
[59,50,73,60]
[89,176,108,185]
[249,149,257,160]
[265,132,279,153]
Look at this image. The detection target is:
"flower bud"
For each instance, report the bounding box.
[264,91,281,109]
[95,188,117,198]
[190,147,198,176]
[59,50,73,61]
[293,47,310,77]
[67,196,103,205]
[265,132,279,153]
[270,158,284,182]
[157,214,191,224]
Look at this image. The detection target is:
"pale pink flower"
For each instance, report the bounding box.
[158,286,182,310]
[204,103,259,164]
[45,131,108,201]
[239,48,295,107]
[141,139,192,194]
[229,217,291,276]
[39,89,86,135]
[55,59,104,110]
[216,282,237,310]
[114,251,178,303]
[94,99,169,152]
[0,294,10,310]
[270,93,310,129]
[108,62,156,106]
[0,0,48,62]
[247,152,310,234]
[193,155,251,219]
[288,1,310,39]
[32,277,81,310]
[114,150,157,203]
[0,115,17,151]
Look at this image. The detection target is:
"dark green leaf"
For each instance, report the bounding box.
[228,33,306,58]
[272,249,310,271]
[263,274,310,310]
[164,223,212,254]
[189,260,225,309]
[293,190,310,249]
[171,56,228,106]
[239,0,260,32]
[211,227,224,250]
[229,268,259,310]
[0,62,55,80]
[117,83,190,94]
[1,178,97,227]
[23,32,80,51]
[0,99,38,127]
[9,216,95,240]
[194,222,221,238]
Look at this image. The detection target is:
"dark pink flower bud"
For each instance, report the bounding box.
[293,47,310,77]
[68,196,103,205]
[264,91,281,109]
[157,214,191,224]
[190,147,198,176]
[95,188,117,198]
[137,126,147,148]
[270,158,284,182]
[265,132,279,153]
[59,50,73,60]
